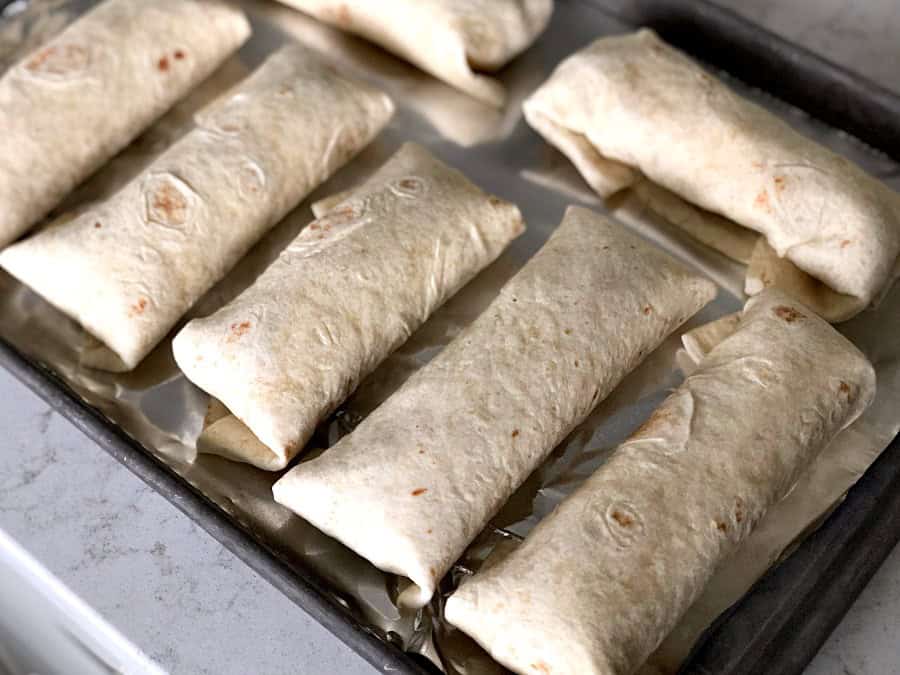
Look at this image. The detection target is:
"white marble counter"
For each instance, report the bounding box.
[1,2,899,674]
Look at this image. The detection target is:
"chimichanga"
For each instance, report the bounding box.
[274,0,554,106]
[445,289,876,675]
[524,29,900,321]
[273,205,716,607]
[0,43,394,371]
[0,0,251,248]
[174,143,525,470]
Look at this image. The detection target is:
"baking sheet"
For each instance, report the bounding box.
[1,1,899,673]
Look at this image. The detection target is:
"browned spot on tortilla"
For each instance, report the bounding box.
[841,239,852,249]
[774,175,787,193]
[774,305,804,323]
[129,297,148,317]
[218,121,242,134]
[93,221,102,229]
[564,328,572,335]
[751,161,764,169]
[602,245,610,250]
[418,448,425,454]
[530,662,552,674]
[149,180,189,225]
[716,521,729,533]
[411,488,427,496]
[643,305,652,315]
[610,510,634,528]
[511,429,520,438]
[754,190,772,212]
[426,529,432,534]
[174,49,186,60]
[283,439,300,457]
[227,321,251,342]
[839,381,852,395]
[633,406,673,438]
[26,46,58,71]
[735,498,745,524]
[25,44,89,76]
[238,164,264,195]
[574,360,580,367]
[158,56,170,72]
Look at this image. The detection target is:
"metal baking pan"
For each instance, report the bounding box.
[2,1,900,674]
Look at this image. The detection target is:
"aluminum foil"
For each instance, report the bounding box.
[1,1,899,673]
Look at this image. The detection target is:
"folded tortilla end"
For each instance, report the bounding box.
[197,413,292,471]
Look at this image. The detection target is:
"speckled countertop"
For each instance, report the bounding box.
[1,2,899,674]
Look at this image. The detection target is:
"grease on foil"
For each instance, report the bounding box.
[1,2,899,674]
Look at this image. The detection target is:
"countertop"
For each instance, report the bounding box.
[1,1,899,674]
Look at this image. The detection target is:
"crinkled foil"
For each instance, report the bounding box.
[2,2,899,673]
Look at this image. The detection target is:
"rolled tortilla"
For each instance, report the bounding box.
[273,205,716,607]
[524,29,900,321]
[173,143,525,470]
[445,289,876,675]
[0,0,251,248]
[274,0,554,106]
[680,311,740,368]
[0,43,394,371]
[631,180,758,265]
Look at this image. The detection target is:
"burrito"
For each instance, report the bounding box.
[273,205,716,607]
[173,143,525,470]
[273,0,554,106]
[445,289,876,675]
[0,43,394,371]
[523,29,900,321]
[0,0,251,248]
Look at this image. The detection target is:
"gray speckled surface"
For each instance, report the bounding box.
[0,368,375,675]
[1,2,899,674]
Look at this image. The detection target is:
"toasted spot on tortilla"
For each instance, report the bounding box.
[129,297,148,317]
[774,305,804,323]
[25,44,90,78]
[610,510,634,528]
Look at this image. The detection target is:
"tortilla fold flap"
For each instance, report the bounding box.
[0,43,394,371]
[524,29,900,321]
[275,0,554,106]
[445,289,876,675]
[174,143,525,470]
[0,0,251,248]
[273,205,716,607]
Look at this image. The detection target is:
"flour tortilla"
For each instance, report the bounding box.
[745,238,863,320]
[0,43,394,371]
[0,0,251,248]
[445,289,876,675]
[273,205,716,607]
[174,143,525,470]
[680,311,741,367]
[274,0,553,106]
[631,180,758,264]
[524,29,900,321]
